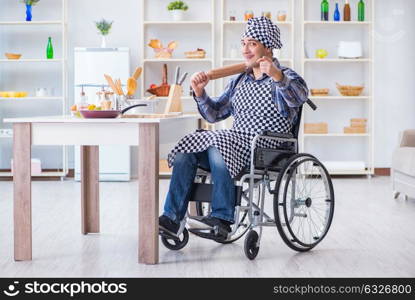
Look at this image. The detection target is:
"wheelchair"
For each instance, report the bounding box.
[159,102,335,260]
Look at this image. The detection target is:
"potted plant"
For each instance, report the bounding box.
[95,19,113,48]
[21,0,40,22]
[167,1,189,21]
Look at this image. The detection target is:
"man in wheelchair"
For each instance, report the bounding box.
[159,17,310,243]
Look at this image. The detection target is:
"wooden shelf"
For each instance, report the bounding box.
[0,59,63,62]
[223,20,292,25]
[0,21,63,25]
[303,133,370,137]
[144,21,212,25]
[304,21,371,25]
[143,58,213,63]
[304,58,372,63]
[0,97,64,101]
[308,96,370,100]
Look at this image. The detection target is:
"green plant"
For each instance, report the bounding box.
[167,1,188,11]
[95,19,113,36]
[20,0,40,5]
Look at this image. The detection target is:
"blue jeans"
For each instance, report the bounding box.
[163,147,236,224]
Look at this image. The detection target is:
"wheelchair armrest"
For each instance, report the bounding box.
[261,130,294,139]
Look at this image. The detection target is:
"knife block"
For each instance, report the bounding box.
[164,84,183,114]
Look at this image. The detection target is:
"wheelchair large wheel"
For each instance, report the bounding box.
[274,153,334,252]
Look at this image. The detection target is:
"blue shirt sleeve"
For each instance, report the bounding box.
[193,77,238,123]
[271,65,310,124]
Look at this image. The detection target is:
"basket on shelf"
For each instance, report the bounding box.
[336,83,364,96]
[146,63,171,97]
[184,48,206,59]
[310,88,329,96]
[4,53,22,60]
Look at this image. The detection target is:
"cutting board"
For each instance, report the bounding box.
[121,112,183,119]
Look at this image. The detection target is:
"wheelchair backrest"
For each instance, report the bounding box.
[291,105,303,139]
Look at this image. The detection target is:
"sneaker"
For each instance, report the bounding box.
[159,215,180,235]
[199,216,232,233]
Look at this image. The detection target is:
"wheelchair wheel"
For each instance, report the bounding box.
[244,230,260,260]
[274,153,334,252]
[160,228,189,250]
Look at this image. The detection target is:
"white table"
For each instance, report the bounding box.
[4,114,199,264]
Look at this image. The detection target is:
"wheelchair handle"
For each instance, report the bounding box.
[306,99,317,110]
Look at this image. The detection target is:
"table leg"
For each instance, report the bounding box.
[138,123,159,264]
[13,123,32,261]
[81,146,100,234]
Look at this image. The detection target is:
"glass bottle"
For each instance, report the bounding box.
[46,37,54,59]
[358,0,365,21]
[343,0,351,21]
[321,0,329,21]
[334,3,340,21]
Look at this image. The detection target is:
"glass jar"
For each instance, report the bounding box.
[262,11,271,19]
[277,10,287,21]
[229,10,236,21]
[244,10,254,21]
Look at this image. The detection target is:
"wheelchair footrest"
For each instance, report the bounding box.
[189,227,228,242]
[159,228,180,241]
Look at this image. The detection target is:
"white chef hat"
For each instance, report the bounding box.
[242,16,283,49]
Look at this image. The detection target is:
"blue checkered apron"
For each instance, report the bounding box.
[168,77,292,178]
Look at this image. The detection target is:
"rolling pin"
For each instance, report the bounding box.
[206,63,247,80]
[205,63,317,111]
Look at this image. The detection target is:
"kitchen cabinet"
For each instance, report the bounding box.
[0,0,68,177]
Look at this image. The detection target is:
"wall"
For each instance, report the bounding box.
[1,0,414,174]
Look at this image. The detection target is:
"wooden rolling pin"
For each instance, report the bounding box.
[206,63,247,80]
[205,62,318,111]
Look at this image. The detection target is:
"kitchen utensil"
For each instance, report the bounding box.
[205,63,318,110]
[337,41,362,58]
[79,103,147,119]
[146,64,170,96]
[178,72,188,85]
[116,79,124,96]
[104,74,120,95]
[132,67,142,80]
[127,77,137,96]
[5,53,22,59]
[174,66,181,84]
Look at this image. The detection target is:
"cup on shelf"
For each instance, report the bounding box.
[35,88,48,97]
[277,10,287,22]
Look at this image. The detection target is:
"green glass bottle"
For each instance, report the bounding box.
[321,0,329,21]
[358,0,365,22]
[46,37,54,59]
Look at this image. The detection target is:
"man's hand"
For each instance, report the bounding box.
[190,71,210,97]
[256,56,283,81]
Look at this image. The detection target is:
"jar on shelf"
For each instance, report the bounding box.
[262,11,271,19]
[229,10,236,21]
[277,10,287,22]
[244,10,254,21]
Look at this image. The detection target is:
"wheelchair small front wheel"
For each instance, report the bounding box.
[161,228,189,251]
[274,153,335,252]
[244,230,260,260]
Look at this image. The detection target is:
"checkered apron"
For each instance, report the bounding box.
[167,76,292,178]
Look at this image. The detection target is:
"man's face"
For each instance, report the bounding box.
[241,38,270,67]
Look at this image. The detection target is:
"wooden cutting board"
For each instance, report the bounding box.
[121,112,183,119]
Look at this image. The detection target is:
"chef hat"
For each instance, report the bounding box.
[242,16,283,49]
